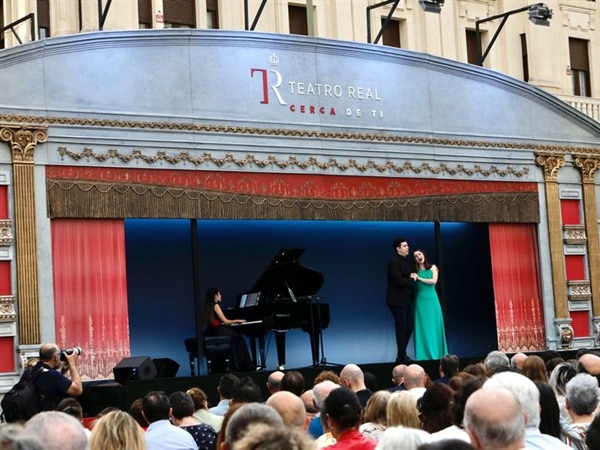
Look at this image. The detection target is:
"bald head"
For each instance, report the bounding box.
[510,353,528,371]
[464,387,526,450]
[392,364,407,386]
[340,364,366,392]
[579,353,600,376]
[404,364,426,390]
[267,371,285,394]
[300,389,317,415]
[266,390,308,430]
[313,380,340,410]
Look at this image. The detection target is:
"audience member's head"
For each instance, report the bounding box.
[364,371,379,392]
[534,381,561,439]
[387,391,420,429]
[448,372,474,392]
[0,423,27,449]
[404,364,426,390]
[565,373,600,419]
[340,364,366,391]
[440,354,460,378]
[451,375,486,428]
[168,391,195,423]
[312,380,340,411]
[89,410,146,450]
[484,372,540,428]
[363,390,391,426]
[391,364,407,386]
[548,362,577,397]
[483,350,510,375]
[231,376,264,404]
[510,353,528,371]
[300,389,318,416]
[545,356,565,376]
[223,403,283,449]
[417,383,453,434]
[128,397,147,428]
[218,373,241,400]
[266,371,284,394]
[187,386,210,411]
[323,387,362,439]
[521,355,548,382]
[266,390,308,430]
[280,370,306,397]
[313,370,341,386]
[462,363,487,378]
[230,422,314,450]
[376,426,431,450]
[463,387,525,450]
[56,398,84,422]
[23,411,88,450]
[578,353,600,382]
[142,390,171,424]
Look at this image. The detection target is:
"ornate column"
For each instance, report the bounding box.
[535,153,568,319]
[0,125,48,345]
[574,155,600,337]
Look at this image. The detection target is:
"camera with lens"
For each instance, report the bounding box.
[59,347,82,362]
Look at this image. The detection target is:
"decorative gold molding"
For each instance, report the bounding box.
[0,295,16,322]
[567,280,592,302]
[574,155,600,184]
[0,125,48,163]
[0,219,13,246]
[57,146,531,177]
[2,114,599,155]
[535,153,566,182]
[563,224,587,245]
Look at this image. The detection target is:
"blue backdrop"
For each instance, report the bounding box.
[125,219,497,376]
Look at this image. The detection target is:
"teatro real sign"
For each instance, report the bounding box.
[250,54,384,120]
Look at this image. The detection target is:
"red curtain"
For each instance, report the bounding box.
[51,219,130,379]
[489,224,546,352]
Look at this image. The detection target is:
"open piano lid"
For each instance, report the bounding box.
[251,248,324,302]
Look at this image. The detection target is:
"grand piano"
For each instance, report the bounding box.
[226,248,330,369]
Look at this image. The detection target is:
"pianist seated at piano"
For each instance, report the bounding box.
[201,287,255,372]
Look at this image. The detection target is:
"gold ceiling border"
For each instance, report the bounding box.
[57,146,531,178]
[2,114,599,155]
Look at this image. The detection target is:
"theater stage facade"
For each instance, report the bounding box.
[0,30,599,385]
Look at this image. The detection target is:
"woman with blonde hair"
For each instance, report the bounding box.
[89,410,146,450]
[360,390,391,441]
[386,391,420,429]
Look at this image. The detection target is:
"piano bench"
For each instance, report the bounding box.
[204,336,233,374]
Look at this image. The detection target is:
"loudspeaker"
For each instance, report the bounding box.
[113,356,158,385]
[153,358,180,378]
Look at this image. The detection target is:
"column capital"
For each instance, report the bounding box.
[574,155,600,184]
[535,153,566,182]
[0,124,48,163]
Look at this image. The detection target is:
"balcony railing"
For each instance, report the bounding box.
[556,94,600,124]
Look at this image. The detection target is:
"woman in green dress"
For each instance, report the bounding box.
[413,250,448,360]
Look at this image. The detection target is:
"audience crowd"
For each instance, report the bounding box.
[3,347,600,450]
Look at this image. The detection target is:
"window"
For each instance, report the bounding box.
[569,38,591,97]
[520,34,529,82]
[37,0,50,39]
[206,0,219,29]
[381,18,400,48]
[465,29,479,65]
[138,0,152,29]
[288,5,308,36]
[163,0,196,29]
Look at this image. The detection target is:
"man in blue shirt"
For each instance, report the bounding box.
[142,391,198,450]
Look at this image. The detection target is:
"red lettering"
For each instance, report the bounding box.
[320,107,325,114]
[310,106,316,114]
[250,68,269,104]
[290,105,296,112]
[330,108,336,116]
[300,105,306,113]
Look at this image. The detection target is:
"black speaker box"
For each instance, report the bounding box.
[153,358,180,378]
[113,356,158,385]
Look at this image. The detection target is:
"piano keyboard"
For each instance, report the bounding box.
[230,320,263,327]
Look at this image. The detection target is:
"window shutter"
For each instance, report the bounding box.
[164,0,196,27]
[289,5,308,36]
[37,0,50,29]
[569,38,589,71]
[381,18,400,48]
[138,0,152,26]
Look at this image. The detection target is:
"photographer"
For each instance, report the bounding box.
[21,342,83,411]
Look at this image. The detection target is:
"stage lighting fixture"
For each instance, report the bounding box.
[418,0,445,14]
[528,3,553,26]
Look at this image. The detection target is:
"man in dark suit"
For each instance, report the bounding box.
[386,237,417,364]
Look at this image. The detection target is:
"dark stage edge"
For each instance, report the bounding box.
[79,358,467,416]
[79,351,579,417]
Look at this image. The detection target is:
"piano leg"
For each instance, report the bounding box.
[307,327,321,367]
[275,331,287,369]
[248,337,259,369]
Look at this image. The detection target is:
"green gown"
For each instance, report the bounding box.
[414,268,448,360]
